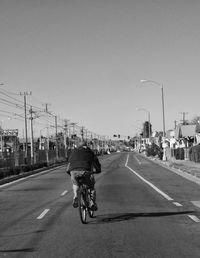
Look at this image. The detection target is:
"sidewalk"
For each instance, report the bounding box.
[167,159,200,178]
[148,155,200,184]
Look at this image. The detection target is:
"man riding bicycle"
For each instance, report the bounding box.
[66,141,101,210]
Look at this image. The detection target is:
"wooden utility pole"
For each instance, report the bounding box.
[180,112,188,125]
[20,91,32,164]
[44,103,51,165]
[55,115,58,161]
[29,106,34,165]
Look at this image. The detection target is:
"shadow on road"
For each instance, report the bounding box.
[0,248,35,253]
[89,210,195,224]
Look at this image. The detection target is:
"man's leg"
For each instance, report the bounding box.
[88,174,98,211]
[73,183,79,198]
[72,184,79,208]
[70,171,80,208]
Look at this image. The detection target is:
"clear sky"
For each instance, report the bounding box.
[0,0,200,138]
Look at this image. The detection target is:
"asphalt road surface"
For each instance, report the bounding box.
[1,152,200,258]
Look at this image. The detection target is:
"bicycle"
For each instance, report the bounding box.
[76,172,95,224]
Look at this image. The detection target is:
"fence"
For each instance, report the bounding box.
[165,146,200,163]
[0,148,67,179]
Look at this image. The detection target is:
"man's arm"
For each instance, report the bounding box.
[92,155,101,173]
[66,162,71,175]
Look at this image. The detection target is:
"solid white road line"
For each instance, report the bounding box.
[125,154,173,201]
[61,190,68,196]
[126,154,200,223]
[37,209,50,220]
[188,215,200,223]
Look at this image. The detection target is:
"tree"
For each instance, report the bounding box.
[191,115,200,124]
[143,121,152,138]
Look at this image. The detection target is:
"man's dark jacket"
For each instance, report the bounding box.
[66,146,101,174]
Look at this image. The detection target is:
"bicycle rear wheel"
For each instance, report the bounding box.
[78,190,87,224]
[88,190,94,218]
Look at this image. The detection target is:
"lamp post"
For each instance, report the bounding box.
[0,83,5,157]
[0,121,3,158]
[140,79,166,160]
[136,107,151,143]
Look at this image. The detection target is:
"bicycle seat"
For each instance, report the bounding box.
[76,173,88,185]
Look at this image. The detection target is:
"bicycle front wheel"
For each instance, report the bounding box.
[78,190,87,224]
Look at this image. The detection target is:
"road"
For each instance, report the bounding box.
[0,152,200,258]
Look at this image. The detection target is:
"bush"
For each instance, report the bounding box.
[189,144,200,162]
[174,148,185,160]
[146,143,163,160]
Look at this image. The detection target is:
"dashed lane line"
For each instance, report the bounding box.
[188,215,200,223]
[173,202,183,207]
[37,209,50,220]
[61,190,68,196]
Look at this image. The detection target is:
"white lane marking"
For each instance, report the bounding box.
[37,209,50,220]
[125,154,173,201]
[61,190,68,196]
[173,202,183,207]
[188,215,200,223]
[134,155,141,165]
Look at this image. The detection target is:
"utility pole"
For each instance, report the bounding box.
[55,115,58,161]
[174,120,177,129]
[63,119,70,156]
[63,119,68,150]
[81,126,84,142]
[70,122,77,147]
[44,103,51,165]
[20,91,32,164]
[29,106,34,165]
[180,112,188,125]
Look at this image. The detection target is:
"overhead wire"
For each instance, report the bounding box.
[0,87,93,138]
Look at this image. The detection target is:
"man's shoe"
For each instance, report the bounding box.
[72,197,78,208]
[90,203,98,211]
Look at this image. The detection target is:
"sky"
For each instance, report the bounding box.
[0,0,200,139]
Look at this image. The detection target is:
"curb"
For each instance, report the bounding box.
[146,155,200,186]
[0,163,66,186]
[0,154,108,187]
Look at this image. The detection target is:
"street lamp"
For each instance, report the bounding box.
[136,107,151,143]
[140,79,166,160]
[0,83,5,157]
